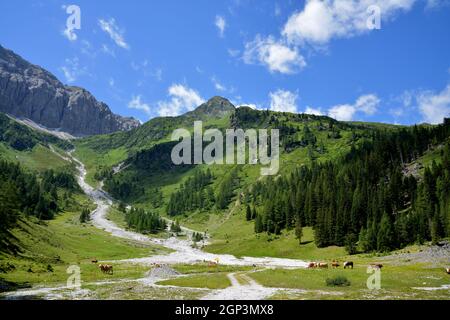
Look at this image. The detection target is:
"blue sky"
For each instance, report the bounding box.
[1,0,449,124]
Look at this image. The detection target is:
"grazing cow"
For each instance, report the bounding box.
[208,261,217,268]
[343,261,354,269]
[331,261,340,268]
[318,262,328,269]
[370,263,383,270]
[446,268,450,274]
[91,259,98,264]
[308,262,317,268]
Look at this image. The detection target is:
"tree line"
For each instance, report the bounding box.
[125,207,167,234]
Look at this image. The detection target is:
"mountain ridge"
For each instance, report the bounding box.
[0,45,140,136]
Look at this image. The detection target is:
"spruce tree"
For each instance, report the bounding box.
[295,217,303,245]
[377,213,394,252]
[246,205,252,221]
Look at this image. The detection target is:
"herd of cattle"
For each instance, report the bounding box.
[307,261,383,269]
[91,258,450,275]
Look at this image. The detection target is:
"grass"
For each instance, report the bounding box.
[157,273,231,289]
[106,205,128,229]
[206,215,346,260]
[72,144,128,187]
[0,143,71,172]
[172,263,254,274]
[250,263,450,300]
[0,193,169,289]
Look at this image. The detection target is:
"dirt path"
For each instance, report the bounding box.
[202,273,278,300]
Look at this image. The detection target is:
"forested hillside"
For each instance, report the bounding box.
[247,121,450,252]
[0,113,81,249]
[0,113,72,151]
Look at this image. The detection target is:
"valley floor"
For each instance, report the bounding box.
[1,151,449,300]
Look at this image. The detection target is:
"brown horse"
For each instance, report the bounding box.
[370,263,383,270]
[331,261,340,268]
[308,262,317,268]
[343,261,354,269]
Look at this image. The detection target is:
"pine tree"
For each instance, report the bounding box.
[80,208,90,223]
[431,207,444,244]
[246,205,252,221]
[345,233,358,254]
[377,213,394,252]
[294,217,303,245]
[254,214,263,233]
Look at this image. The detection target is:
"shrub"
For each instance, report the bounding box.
[326,276,351,287]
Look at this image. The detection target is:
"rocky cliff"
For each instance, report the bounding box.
[0,45,140,136]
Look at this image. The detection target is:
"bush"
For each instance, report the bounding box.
[326,276,351,287]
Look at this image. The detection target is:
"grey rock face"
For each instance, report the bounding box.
[0,45,140,136]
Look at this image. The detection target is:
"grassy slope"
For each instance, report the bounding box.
[73,144,128,187]
[0,143,70,172]
[0,192,169,288]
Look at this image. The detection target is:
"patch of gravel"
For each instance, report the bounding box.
[380,241,450,267]
[147,265,180,279]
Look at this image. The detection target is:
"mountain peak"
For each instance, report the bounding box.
[184,96,235,119]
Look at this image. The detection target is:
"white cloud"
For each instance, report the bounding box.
[211,76,227,92]
[215,15,227,37]
[60,57,87,83]
[158,84,205,117]
[269,89,298,113]
[304,106,324,115]
[282,0,415,45]
[240,103,259,110]
[328,93,380,121]
[355,94,380,115]
[128,95,151,116]
[416,85,450,124]
[98,18,129,49]
[328,104,357,121]
[243,35,306,74]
